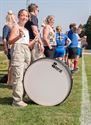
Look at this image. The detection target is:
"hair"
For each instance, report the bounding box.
[28,3,38,13]
[78,24,83,29]
[8,10,13,15]
[69,23,77,29]
[72,25,78,33]
[18,9,29,18]
[5,10,15,27]
[46,15,54,24]
[56,26,62,32]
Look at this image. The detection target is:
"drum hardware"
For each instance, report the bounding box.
[52,62,62,73]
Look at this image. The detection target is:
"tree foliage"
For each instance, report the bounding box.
[84,15,91,49]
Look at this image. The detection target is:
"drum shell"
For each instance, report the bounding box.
[23,58,73,106]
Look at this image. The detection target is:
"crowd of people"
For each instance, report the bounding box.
[2,3,87,107]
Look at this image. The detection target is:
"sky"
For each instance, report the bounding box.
[0,0,91,36]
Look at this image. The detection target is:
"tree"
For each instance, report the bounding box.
[84,15,91,49]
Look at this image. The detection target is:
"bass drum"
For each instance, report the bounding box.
[24,58,72,106]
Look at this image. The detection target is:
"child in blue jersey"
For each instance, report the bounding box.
[54,26,71,60]
[67,25,79,72]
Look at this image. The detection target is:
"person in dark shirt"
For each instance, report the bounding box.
[67,24,79,72]
[25,3,44,55]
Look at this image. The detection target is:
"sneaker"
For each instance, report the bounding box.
[71,70,75,74]
[74,68,79,72]
[71,68,79,74]
[12,101,28,107]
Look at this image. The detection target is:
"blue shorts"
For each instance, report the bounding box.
[54,47,65,58]
[76,48,81,56]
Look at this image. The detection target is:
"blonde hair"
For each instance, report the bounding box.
[46,15,54,24]
[5,10,15,28]
[56,26,62,32]
[8,10,13,15]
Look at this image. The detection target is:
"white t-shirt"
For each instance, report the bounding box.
[16,28,29,45]
[76,34,82,48]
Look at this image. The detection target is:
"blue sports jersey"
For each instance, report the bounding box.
[56,33,68,47]
[68,30,78,48]
[54,33,68,58]
[3,25,11,41]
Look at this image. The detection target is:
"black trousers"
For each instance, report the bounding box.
[44,46,56,58]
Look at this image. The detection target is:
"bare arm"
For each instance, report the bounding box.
[43,26,52,49]
[3,38,8,54]
[9,26,23,45]
[31,25,39,36]
[28,38,37,50]
[78,36,87,42]
[65,38,71,47]
[31,25,44,51]
[32,25,43,45]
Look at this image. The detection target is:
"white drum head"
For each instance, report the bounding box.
[24,58,72,106]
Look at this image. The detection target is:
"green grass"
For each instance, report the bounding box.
[0,51,8,74]
[84,55,91,101]
[0,44,4,51]
[0,52,91,125]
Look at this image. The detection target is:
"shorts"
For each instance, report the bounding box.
[44,46,56,58]
[54,47,65,58]
[76,48,81,56]
[68,47,77,59]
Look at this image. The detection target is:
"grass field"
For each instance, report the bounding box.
[84,55,91,101]
[0,51,91,125]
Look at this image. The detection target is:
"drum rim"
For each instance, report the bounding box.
[52,58,73,105]
[23,57,73,106]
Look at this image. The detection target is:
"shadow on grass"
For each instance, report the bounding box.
[0,74,8,84]
[0,85,37,106]
[0,96,37,106]
[0,74,7,77]
[0,97,12,105]
[0,84,12,89]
